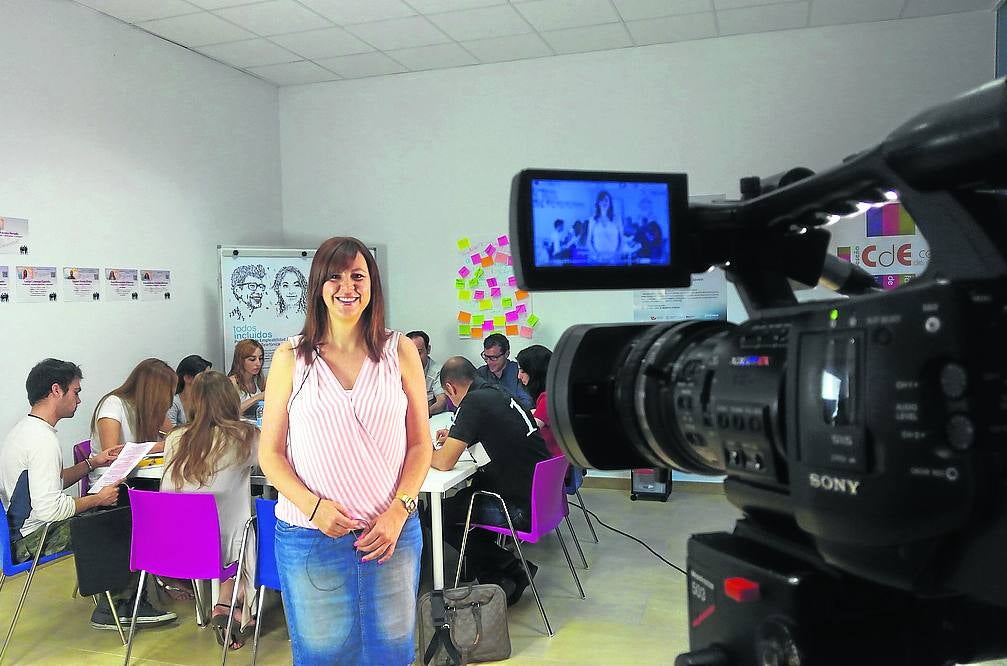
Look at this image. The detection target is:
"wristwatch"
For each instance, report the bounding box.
[397,493,418,515]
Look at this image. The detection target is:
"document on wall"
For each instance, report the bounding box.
[63,267,101,302]
[88,441,157,493]
[140,269,171,301]
[14,266,58,303]
[0,217,29,254]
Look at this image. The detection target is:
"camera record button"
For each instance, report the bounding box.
[946,415,975,451]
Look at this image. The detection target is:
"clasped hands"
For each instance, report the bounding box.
[311,497,407,564]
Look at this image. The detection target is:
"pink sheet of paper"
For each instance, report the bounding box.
[507,276,516,287]
[498,235,509,246]
[490,287,502,298]
[473,290,485,300]
[516,304,527,314]
[486,277,498,288]
[470,253,481,265]
[520,326,533,338]
[482,320,494,331]
[505,311,519,323]
[458,266,471,278]
[495,253,508,265]
[484,244,496,256]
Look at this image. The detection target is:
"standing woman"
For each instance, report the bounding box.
[515,345,563,457]
[228,339,266,418]
[258,237,432,665]
[168,354,212,426]
[587,190,623,262]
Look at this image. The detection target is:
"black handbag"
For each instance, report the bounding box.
[417,583,511,666]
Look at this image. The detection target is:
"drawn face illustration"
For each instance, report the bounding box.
[236,276,266,309]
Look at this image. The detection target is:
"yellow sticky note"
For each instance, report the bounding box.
[457,311,471,323]
[479,299,492,311]
[457,290,471,300]
[456,237,471,251]
[493,316,505,327]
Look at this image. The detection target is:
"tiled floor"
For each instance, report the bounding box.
[3,488,1002,665]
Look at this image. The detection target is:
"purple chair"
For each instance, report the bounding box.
[72,440,91,496]
[453,456,586,637]
[123,489,245,665]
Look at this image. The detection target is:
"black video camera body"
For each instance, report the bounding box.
[509,78,1007,665]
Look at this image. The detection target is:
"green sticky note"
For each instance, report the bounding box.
[455,278,465,289]
[468,278,479,288]
[456,237,471,251]
[471,315,484,325]
[458,325,471,336]
[501,297,513,308]
[457,290,471,300]
[493,315,505,326]
[527,314,540,327]
[479,299,492,311]
[473,267,484,279]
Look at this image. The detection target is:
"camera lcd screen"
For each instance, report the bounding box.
[511,169,690,291]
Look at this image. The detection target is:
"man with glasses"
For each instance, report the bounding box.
[476,333,532,409]
[228,264,267,321]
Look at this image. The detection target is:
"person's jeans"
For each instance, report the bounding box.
[275,514,422,666]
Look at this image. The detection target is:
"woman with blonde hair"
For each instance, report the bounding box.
[161,371,258,650]
[228,339,266,418]
[89,358,176,485]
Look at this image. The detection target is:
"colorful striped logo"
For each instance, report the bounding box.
[836,246,851,262]
[866,203,915,237]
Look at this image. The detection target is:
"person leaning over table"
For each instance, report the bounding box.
[258,236,432,666]
[0,358,176,630]
[167,354,212,426]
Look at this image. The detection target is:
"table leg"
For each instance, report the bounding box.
[430,491,444,590]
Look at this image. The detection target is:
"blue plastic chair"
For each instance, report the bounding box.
[0,501,73,663]
[245,498,280,666]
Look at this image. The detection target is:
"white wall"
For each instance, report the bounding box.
[279,10,995,364]
[0,0,282,451]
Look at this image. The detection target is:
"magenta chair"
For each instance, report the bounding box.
[123,489,245,666]
[453,456,586,637]
[72,440,91,496]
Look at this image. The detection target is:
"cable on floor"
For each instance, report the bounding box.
[569,501,687,576]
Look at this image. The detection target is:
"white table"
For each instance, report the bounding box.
[134,412,477,590]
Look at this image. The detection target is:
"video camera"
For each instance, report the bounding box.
[509,78,1007,665]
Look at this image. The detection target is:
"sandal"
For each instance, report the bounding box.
[210,604,245,650]
[154,577,195,601]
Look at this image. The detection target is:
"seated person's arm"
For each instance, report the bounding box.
[429,391,448,416]
[95,417,123,455]
[61,445,122,488]
[431,432,468,471]
[239,392,264,415]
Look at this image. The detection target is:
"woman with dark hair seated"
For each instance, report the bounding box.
[167,355,212,427]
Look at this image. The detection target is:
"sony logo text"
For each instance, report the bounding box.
[809,473,862,495]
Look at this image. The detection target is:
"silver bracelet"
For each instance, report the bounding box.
[84,458,94,472]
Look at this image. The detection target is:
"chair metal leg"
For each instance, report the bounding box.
[0,522,50,664]
[106,591,127,646]
[123,570,147,665]
[0,571,6,593]
[575,490,599,543]
[191,579,206,627]
[565,516,589,569]
[554,528,586,599]
[71,583,78,599]
[250,586,266,666]
[92,594,99,607]
[222,516,253,666]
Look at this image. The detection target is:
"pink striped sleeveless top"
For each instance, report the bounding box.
[276,332,408,528]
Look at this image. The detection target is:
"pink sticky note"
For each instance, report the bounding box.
[490,287,502,298]
[482,320,494,331]
[458,266,471,278]
[520,326,533,338]
[516,304,527,314]
[506,255,512,266]
[498,235,509,246]
[505,311,519,323]
[473,290,485,300]
[485,244,496,256]
[470,253,481,265]
[495,253,508,265]
[507,276,517,287]
[486,277,498,288]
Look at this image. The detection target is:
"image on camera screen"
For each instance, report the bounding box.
[531,179,672,268]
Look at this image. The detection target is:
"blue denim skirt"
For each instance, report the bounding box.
[275,514,422,666]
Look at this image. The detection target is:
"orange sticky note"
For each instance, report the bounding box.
[457,311,471,323]
[505,325,518,336]
[470,328,484,339]
[515,290,529,300]
[480,255,494,267]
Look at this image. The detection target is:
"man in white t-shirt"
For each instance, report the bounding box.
[0,359,176,630]
[407,330,447,415]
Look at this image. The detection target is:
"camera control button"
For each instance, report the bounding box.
[940,364,968,399]
[947,415,975,451]
[924,316,941,334]
[726,449,745,467]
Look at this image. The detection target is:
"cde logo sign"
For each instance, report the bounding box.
[860,243,912,268]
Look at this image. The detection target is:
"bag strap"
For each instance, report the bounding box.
[450,601,484,653]
[423,591,463,665]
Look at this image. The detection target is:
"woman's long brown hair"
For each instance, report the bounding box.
[91,358,176,442]
[165,371,256,489]
[296,237,389,363]
[227,339,266,393]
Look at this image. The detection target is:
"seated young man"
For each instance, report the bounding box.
[0,358,175,630]
[432,357,551,605]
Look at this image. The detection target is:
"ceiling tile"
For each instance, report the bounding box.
[427,5,532,41]
[462,32,553,63]
[197,37,300,67]
[407,0,505,12]
[345,16,451,50]
[810,0,903,26]
[74,0,199,24]
[315,51,408,78]
[388,43,479,71]
[627,11,716,45]
[714,0,787,9]
[613,0,713,21]
[269,27,373,59]
[139,12,255,46]
[213,0,331,35]
[297,0,416,25]
[717,1,809,36]
[901,0,994,18]
[246,60,339,84]
[514,0,621,31]
[540,22,632,55]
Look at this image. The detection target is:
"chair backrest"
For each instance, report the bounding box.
[127,488,223,579]
[69,506,133,596]
[73,440,91,495]
[254,498,280,590]
[527,456,571,537]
